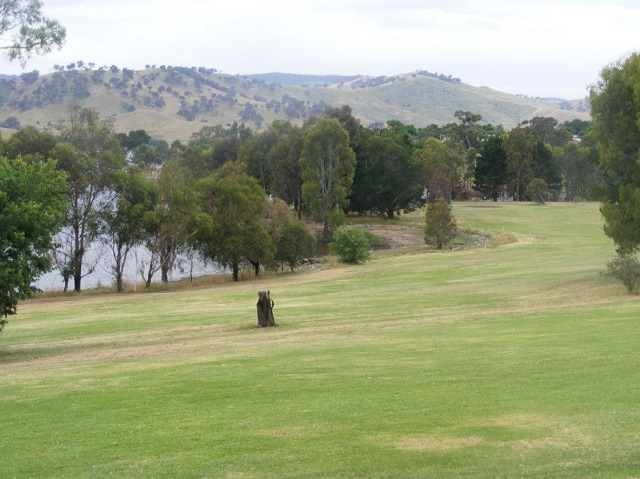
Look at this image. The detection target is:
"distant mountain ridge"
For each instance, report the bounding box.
[0,66,590,142]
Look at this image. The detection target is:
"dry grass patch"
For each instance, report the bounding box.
[391,435,484,452]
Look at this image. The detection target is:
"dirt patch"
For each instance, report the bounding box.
[364,225,425,249]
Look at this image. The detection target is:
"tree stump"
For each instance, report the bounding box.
[257,290,275,327]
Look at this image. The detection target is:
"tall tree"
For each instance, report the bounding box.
[590,53,640,253]
[300,116,356,240]
[141,158,199,286]
[0,156,67,324]
[350,125,426,218]
[450,110,484,149]
[238,128,279,193]
[504,127,535,201]
[270,121,304,217]
[54,104,126,291]
[0,0,66,65]
[475,135,508,201]
[100,166,157,292]
[194,163,272,282]
[413,138,458,202]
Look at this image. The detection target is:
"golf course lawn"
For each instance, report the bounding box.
[2,202,639,478]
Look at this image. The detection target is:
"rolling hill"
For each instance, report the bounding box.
[0,66,591,142]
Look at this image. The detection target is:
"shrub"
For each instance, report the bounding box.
[329,226,371,263]
[606,254,640,294]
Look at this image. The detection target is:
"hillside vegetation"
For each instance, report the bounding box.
[3,202,639,478]
[0,66,590,142]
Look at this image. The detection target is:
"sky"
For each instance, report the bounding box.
[3,0,639,99]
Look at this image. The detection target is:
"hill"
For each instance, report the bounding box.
[0,66,590,142]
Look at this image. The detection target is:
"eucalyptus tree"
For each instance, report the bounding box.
[194,162,273,282]
[300,116,356,240]
[0,0,66,65]
[100,166,157,292]
[53,104,126,291]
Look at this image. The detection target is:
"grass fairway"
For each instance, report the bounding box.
[2,202,639,478]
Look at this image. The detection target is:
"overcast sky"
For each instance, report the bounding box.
[4,0,639,99]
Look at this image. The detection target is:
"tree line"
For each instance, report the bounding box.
[1,101,602,322]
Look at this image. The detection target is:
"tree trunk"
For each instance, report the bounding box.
[232,261,239,282]
[256,290,275,327]
[249,259,260,276]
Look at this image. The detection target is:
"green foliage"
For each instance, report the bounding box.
[606,254,640,294]
[590,53,640,254]
[475,135,507,201]
[327,205,345,235]
[413,137,458,202]
[350,124,427,218]
[424,198,457,249]
[504,126,535,200]
[300,116,356,239]
[0,0,66,66]
[100,166,158,292]
[53,104,126,292]
[195,162,273,281]
[526,178,549,203]
[275,219,317,271]
[329,225,372,263]
[4,125,56,161]
[0,156,68,322]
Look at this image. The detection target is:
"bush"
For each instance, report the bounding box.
[606,254,640,294]
[329,226,371,263]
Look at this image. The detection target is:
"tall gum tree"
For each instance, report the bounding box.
[54,104,126,292]
[300,116,355,240]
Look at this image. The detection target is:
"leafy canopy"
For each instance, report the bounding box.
[0,0,66,66]
[590,52,640,254]
[0,156,68,323]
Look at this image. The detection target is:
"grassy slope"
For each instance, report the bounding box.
[2,203,639,478]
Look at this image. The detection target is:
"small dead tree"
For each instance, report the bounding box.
[257,290,275,327]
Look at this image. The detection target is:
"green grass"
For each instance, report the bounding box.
[2,202,639,478]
